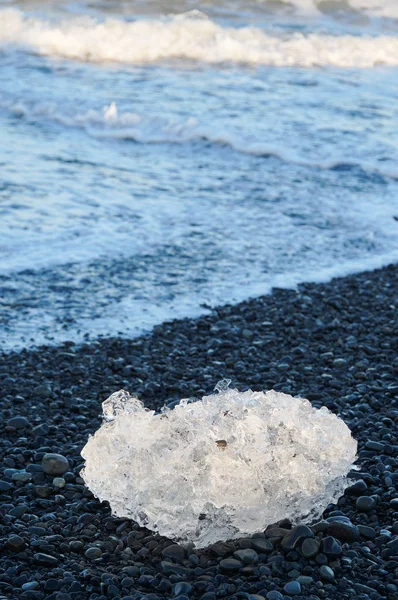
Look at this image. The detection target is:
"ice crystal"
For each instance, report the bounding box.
[81,383,357,548]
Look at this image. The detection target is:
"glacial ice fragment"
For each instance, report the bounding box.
[81,384,357,548]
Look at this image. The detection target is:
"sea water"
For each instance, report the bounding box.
[0,0,397,350]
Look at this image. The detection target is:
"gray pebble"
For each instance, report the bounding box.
[357,525,376,539]
[301,537,320,558]
[319,565,335,581]
[327,520,359,542]
[251,537,273,552]
[41,453,70,475]
[219,558,243,573]
[234,548,259,564]
[85,547,102,559]
[7,534,25,551]
[173,582,193,595]
[12,471,32,483]
[7,416,30,429]
[266,592,284,600]
[34,553,59,566]
[21,582,39,591]
[322,536,342,556]
[162,543,186,560]
[0,480,12,492]
[283,581,301,595]
[356,496,376,511]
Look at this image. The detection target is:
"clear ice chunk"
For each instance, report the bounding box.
[81,384,357,548]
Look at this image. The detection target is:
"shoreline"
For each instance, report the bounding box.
[2,249,398,354]
[0,263,397,600]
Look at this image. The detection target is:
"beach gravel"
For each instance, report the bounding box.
[0,264,397,599]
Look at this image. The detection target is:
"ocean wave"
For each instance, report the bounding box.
[2,98,397,180]
[265,0,398,18]
[1,8,398,67]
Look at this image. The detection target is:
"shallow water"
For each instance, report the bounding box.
[0,0,397,350]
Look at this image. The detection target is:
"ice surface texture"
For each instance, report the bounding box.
[81,383,357,548]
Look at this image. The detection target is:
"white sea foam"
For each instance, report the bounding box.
[262,0,398,18]
[279,0,398,19]
[1,8,398,67]
[2,98,397,181]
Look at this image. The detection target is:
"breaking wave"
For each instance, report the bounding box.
[2,97,397,180]
[267,0,398,19]
[1,9,398,67]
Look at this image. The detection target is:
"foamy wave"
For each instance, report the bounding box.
[2,97,397,180]
[284,0,398,19]
[1,8,398,67]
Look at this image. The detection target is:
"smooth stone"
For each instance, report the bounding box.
[319,565,335,581]
[208,541,233,557]
[346,480,368,495]
[326,515,351,523]
[34,553,59,566]
[356,496,376,511]
[283,581,301,596]
[12,471,32,483]
[251,537,273,552]
[322,536,342,556]
[172,582,193,596]
[162,544,186,560]
[301,538,320,558]
[311,521,328,534]
[22,583,39,591]
[0,480,13,492]
[265,527,290,539]
[7,535,25,551]
[9,505,28,518]
[234,549,259,564]
[53,477,66,488]
[357,525,377,539]
[365,441,384,452]
[219,558,243,573]
[266,592,284,600]
[327,520,360,542]
[41,453,70,476]
[85,547,102,559]
[281,525,314,550]
[297,576,313,585]
[70,541,84,552]
[33,384,52,397]
[7,416,30,429]
[387,537,398,553]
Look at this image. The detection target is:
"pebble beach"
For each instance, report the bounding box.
[1,0,398,597]
[1,263,397,600]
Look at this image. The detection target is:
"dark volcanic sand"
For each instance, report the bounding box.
[0,264,397,600]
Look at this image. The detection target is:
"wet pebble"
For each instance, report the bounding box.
[219,558,243,573]
[234,548,259,564]
[319,565,335,581]
[322,536,342,557]
[327,520,360,542]
[356,496,376,511]
[7,416,30,429]
[162,544,186,561]
[301,538,320,558]
[41,453,70,475]
[283,581,301,595]
[281,525,314,551]
[84,547,102,560]
[7,534,25,551]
